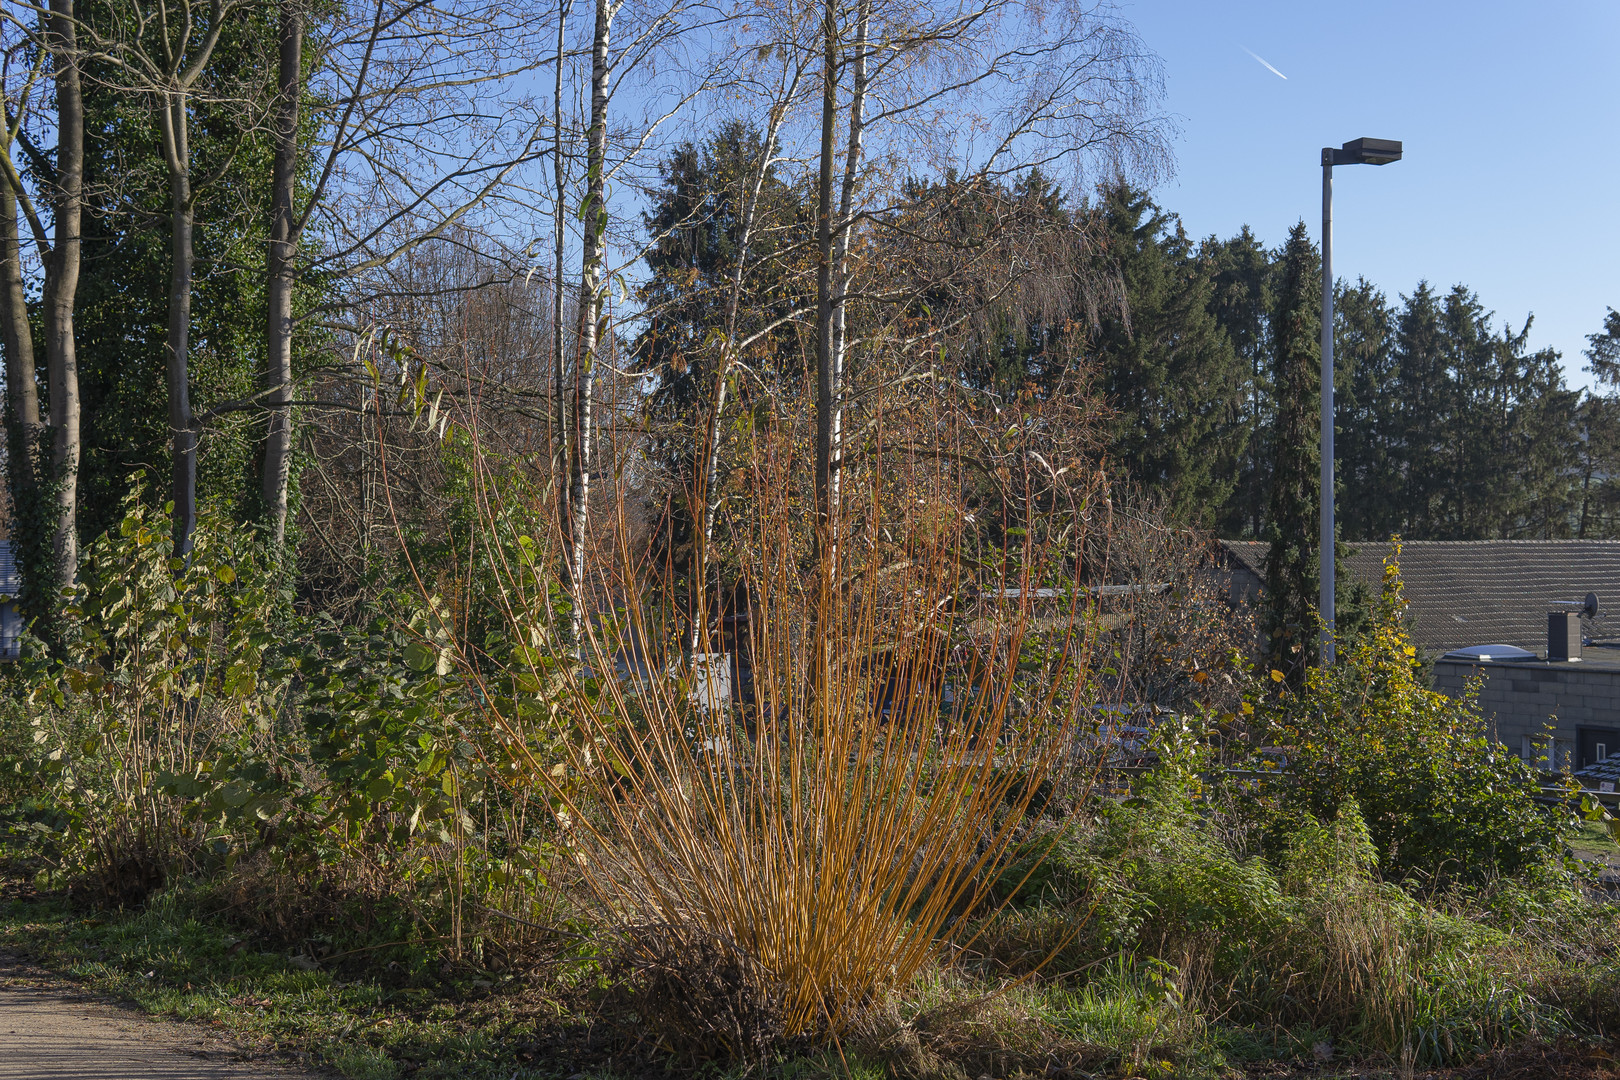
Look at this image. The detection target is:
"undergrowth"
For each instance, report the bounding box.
[3,487,1620,1080]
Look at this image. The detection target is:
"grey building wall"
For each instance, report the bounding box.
[1434,658,1620,769]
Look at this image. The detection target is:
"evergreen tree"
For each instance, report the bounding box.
[1433,286,1505,537]
[1389,282,1448,536]
[1401,290,1578,539]
[1203,226,1272,537]
[1505,338,1580,538]
[1579,309,1620,537]
[1454,306,1576,538]
[1088,183,1245,526]
[1262,222,1321,686]
[1334,277,1401,542]
[1577,393,1620,538]
[1585,307,1620,385]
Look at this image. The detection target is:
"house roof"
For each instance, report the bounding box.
[1219,539,1620,656]
[1576,753,1620,788]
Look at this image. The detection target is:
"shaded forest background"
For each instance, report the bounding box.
[0,0,1616,640]
[948,179,1620,544]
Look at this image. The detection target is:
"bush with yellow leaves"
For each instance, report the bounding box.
[1249,546,1572,885]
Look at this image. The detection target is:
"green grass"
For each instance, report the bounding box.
[0,875,897,1080]
[1570,820,1620,858]
[3,869,1613,1080]
[0,879,606,1080]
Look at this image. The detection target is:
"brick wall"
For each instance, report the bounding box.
[1434,659,1620,767]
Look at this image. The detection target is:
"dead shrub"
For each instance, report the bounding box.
[609,922,791,1061]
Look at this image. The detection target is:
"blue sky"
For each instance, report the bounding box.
[1122,0,1619,390]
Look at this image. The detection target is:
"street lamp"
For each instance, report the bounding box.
[1320,137,1401,664]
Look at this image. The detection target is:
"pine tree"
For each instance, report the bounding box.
[1262,222,1320,686]
[1389,283,1448,535]
[1203,226,1273,538]
[1584,307,1620,385]
[1089,183,1246,526]
[1334,277,1400,542]
[1579,309,1620,537]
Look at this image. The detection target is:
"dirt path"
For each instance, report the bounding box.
[0,954,319,1080]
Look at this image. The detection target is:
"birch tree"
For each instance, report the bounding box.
[0,0,86,597]
[801,0,1170,571]
[547,0,746,646]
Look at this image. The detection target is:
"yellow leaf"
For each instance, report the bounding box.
[1270,669,1285,683]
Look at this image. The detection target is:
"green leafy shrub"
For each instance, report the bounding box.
[9,489,286,900]
[980,734,1573,1064]
[2,490,564,932]
[1253,550,1571,884]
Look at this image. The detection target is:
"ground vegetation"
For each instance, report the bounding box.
[0,1,1617,1077]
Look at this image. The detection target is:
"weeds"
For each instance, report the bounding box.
[2,408,1617,1080]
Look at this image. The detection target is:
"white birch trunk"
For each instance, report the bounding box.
[569,0,612,648]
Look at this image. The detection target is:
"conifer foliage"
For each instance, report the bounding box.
[1088,184,1246,526]
[1262,223,1320,685]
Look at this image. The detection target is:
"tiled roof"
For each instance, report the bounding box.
[1577,757,1620,787]
[1218,539,1620,656]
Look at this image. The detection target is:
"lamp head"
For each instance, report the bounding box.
[1323,138,1402,166]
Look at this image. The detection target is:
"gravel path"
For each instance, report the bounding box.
[0,954,319,1080]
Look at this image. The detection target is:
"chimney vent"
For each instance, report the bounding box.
[1548,611,1582,662]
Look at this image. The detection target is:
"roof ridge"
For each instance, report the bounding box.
[1220,538,1620,547]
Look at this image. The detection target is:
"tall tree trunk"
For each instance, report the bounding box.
[160,94,197,557]
[1,182,41,454]
[813,0,838,575]
[827,0,867,533]
[262,1,303,553]
[552,0,572,505]
[568,0,609,647]
[0,175,48,621]
[45,0,83,591]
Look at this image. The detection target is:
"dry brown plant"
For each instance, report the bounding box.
[412,349,1120,1057]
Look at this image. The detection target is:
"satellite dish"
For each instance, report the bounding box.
[1586,592,1600,619]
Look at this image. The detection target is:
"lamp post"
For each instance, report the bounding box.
[1320,137,1401,664]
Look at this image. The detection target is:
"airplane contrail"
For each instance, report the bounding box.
[1241,46,1288,80]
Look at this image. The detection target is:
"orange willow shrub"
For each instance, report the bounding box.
[413,368,1116,1054]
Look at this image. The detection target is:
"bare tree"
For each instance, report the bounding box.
[250,0,555,553]
[800,0,1169,562]
[97,0,259,556]
[261,0,302,552]
[0,37,42,503]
